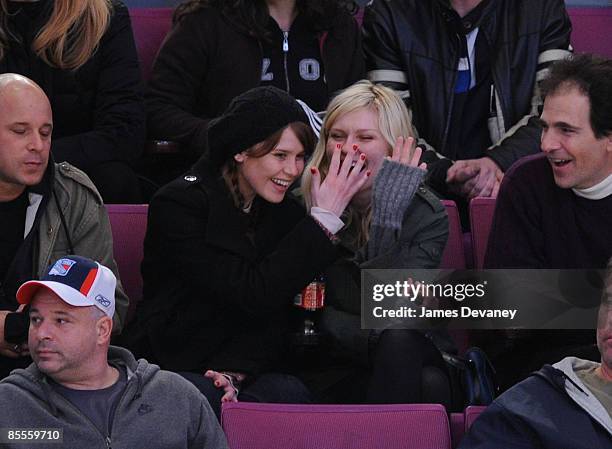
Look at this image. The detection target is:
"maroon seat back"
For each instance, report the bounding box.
[450,406,487,448]
[106,204,148,324]
[449,412,465,449]
[469,198,496,269]
[129,8,174,82]
[222,403,452,449]
[569,8,612,58]
[464,405,487,431]
[441,200,467,269]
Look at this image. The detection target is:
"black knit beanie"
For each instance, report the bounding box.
[207,86,310,168]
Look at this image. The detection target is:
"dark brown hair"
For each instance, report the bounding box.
[222,121,315,208]
[541,53,612,139]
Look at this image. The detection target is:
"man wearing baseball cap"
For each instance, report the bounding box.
[0,256,228,449]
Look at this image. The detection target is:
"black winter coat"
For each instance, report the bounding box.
[0,0,145,172]
[130,160,338,375]
[146,6,364,157]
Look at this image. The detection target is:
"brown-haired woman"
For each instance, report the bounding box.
[0,0,145,203]
[126,86,369,418]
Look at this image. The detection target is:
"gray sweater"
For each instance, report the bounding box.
[0,346,228,449]
[367,159,427,259]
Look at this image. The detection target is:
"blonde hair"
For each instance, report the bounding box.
[0,0,112,70]
[302,80,416,245]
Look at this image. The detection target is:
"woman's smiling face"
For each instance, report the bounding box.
[236,126,306,205]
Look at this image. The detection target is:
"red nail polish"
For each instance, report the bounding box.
[336,143,341,149]
[360,154,366,160]
[366,170,371,177]
[352,144,358,151]
[310,167,316,174]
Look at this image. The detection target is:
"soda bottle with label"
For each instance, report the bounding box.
[292,274,325,346]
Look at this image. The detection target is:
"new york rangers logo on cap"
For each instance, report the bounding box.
[49,258,76,276]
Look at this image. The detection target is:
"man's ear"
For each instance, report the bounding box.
[234,152,247,163]
[96,316,113,344]
[606,134,612,153]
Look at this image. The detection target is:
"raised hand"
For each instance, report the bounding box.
[309,143,370,217]
[388,136,427,170]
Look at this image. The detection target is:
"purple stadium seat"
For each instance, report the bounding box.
[450,406,487,448]
[129,8,173,82]
[568,8,612,58]
[221,403,452,449]
[441,200,467,269]
[449,412,465,449]
[468,198,496,270]
[464,405,487,431]
[106,204,148,324]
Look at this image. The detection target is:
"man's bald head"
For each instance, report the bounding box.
[0,73,52,201]
[0,73,47,100]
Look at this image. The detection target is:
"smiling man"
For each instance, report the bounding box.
[0,256,227,449]
[479,54,612,390]
[485,54,612,269]
[0,74,128,379]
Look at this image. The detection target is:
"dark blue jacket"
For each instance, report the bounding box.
[458,364,611,449]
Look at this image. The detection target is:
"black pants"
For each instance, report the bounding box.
[366,329,451,405]
[318,306,453,406]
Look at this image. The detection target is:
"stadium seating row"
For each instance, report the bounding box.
[220,402,487,449]
[106,198,497,324]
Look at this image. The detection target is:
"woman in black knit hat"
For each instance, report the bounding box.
[126,86,369,418]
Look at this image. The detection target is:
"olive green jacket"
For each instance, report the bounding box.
[30,162,128,331]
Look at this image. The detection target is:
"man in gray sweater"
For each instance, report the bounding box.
[0,255,228,449]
